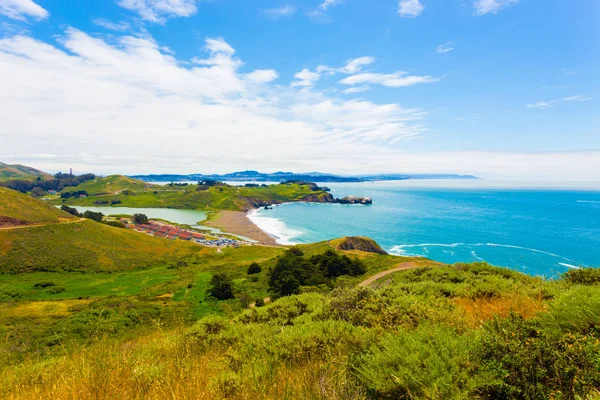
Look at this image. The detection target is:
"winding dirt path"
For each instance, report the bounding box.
[358,262,419,287]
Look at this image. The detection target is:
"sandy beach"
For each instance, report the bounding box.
[203,210,279,246]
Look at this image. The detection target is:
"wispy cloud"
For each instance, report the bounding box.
[340,72,439,88]
[117,0,200,23]
[527,96,593,109]
[474,0,519,16]
[0,0,48,21]
[319,0,344,11]
[93,18,131,32]
[436,42,455,54]
[527,101,557,109]
[0,28,437,176]
[398,0,424,18]
[263,5,296,19]
[562,95,593,102]
[342,86,370,94]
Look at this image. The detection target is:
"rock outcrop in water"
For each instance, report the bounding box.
[299,193,372,205]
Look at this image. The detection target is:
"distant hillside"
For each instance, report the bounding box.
[130,170,478,183]
[0,187,73,225]
[55,178,332,211]
[0,162,51,182]
[62,175,150,196]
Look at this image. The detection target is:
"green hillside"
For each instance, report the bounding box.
[61,174,151,195]
[56,176,326,211]
[2,259,600,399]
[0,187,73,224]
[0,162,51,182]
[0,219,208,273]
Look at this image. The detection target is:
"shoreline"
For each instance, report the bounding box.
[203,210,280,246]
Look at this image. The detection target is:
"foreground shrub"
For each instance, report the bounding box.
[477,313,600,399]
[351,325,482,399]
[563,267,600,285]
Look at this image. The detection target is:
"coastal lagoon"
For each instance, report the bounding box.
[249,181,600,277]
[64,206,208,227]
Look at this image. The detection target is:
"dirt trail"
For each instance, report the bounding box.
[0,218,85,231]
[358,262,419,287]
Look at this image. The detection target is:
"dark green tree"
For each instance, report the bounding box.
[132,213,149,225]
[61,205,80,217]
[30,187,45,198]
[247,262,262,275]
[208,274,235,300]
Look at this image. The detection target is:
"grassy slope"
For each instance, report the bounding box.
[2,264,599,399]
[55,175,324,211]
[67,175,151,195]
[0,187,73,223]
[0,162,51,182]
[0,219,208,273]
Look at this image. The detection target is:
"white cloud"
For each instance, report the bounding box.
[319,0,344,11]
[436,42,455,54]
[562,96,593,102]
[340,72,439,88]
[527,101,556,109]
[340,56,376,74]
[245,69,279,84]
[343,86,370,94]
[92,18,131,32]
[263,5,296,18]
[203,37,235,55]
[528,96,593,109]
[290,68,321,88]
[1,29,597,181]
[0,29,432,176]
[117,0,199,23]
[0,0,48,21]
[474,0,519,16]
[398,0,424,18]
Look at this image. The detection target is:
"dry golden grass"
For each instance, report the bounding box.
[0,300,91,323]
[454,294,547,327]
[0,328,364,400]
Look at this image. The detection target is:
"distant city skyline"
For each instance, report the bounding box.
[1,0,599,180]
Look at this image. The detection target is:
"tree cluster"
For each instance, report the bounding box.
[60,190,89,199]
[0,173,95,194]
[268,248,366,297]
[82,210,104,222]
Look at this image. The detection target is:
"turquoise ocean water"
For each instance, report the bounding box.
[249,181,600,277]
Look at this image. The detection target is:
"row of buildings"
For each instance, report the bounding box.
[120,219,243,247]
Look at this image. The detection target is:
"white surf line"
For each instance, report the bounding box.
[389,242,577,263]
[558,263,581,269]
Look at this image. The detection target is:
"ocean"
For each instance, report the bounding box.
[248,181,600,277]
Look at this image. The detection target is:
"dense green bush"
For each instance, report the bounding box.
[208,274,234,300]
[82,210,103,222]
[563,267,600,285]
[246,262,262,275]
[352,326,482,399]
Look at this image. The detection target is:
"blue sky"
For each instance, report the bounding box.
[0,0,598,180]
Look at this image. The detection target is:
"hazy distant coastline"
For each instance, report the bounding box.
[130,170,478,183]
